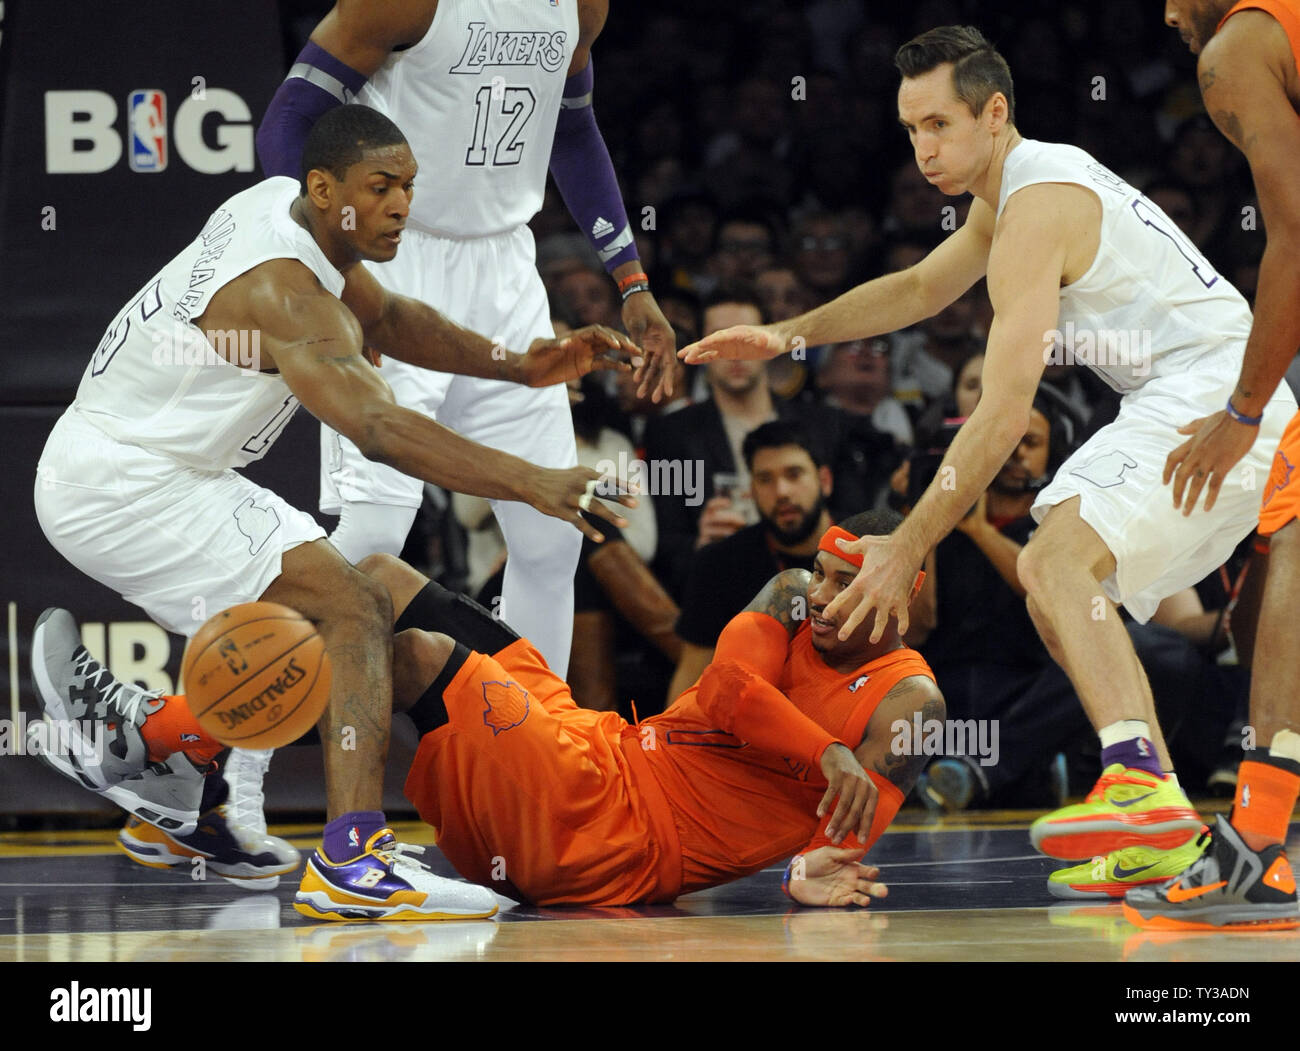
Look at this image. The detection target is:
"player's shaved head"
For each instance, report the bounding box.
[895,25,1015,126]
[299,105,409,194]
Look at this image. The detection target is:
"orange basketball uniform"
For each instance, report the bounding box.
[1221,0,1300,536]
[404,613,935,906]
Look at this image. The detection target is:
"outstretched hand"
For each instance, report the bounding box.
[823,533,917,644]
[622,292,677,403]
[787,846,888,907]
[678,324,786,364]
[522,326,642,387]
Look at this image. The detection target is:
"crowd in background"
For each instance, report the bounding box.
[278,0,1268,807]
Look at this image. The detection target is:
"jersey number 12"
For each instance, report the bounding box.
[465,85,537,167]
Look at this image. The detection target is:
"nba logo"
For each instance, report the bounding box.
[128,90,167,172]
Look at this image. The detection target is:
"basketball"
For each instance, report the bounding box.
[182,602,331,749]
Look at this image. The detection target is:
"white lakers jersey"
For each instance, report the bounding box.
[72,177,344,471]
[997,139,1254,394]
[359,0,579,237]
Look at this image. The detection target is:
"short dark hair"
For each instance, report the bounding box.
[742,420,826,471]
[702,283,766,324]
[894,25,1015,126]
[836,508,903,538]
[299,105,408,194]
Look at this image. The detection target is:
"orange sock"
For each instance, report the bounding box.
[140,695,224,764]
[1233,759,1300,848]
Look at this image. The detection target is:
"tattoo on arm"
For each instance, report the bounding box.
[1199,67,1216,94]
[873,690,945,793]
[743,569,811,639]
[1212,108,1257,152]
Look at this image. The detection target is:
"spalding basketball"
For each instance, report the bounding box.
[183,602,331,749]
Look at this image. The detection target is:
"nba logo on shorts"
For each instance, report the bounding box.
[128,90,167,172]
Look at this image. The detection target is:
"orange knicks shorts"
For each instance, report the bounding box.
[403,638,683,906]
[1259,410,1300,537]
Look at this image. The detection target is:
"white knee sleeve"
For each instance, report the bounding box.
[329,501,420,565]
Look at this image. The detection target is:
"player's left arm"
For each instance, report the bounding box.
[338,260,638,385]
[551,0,677,402]
[784,673,946,907]
[825,185,1069,644]
[1165,11,1300,513]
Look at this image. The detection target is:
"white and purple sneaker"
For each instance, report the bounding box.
[294,829,499,922]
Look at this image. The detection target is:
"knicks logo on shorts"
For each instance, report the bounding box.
[1261,450,1294,511]
[482,680,530,735]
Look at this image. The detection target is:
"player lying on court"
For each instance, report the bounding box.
[35,511,941,913]
[680,24,1299,905]
[29,103,640,918]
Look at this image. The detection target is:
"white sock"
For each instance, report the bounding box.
[1098,719,1151,750]
[1270,729,1300,764]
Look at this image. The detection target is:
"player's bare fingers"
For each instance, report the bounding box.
[571,513,605,544]
[1182,468,1209,518]
[1163,440,1190,487]
[829,780,861,844]
[584,498,629,530]
[1203,472,1224,513]
[817,782,837,821]
[857,784,878,844]
[868,606,889,646]
[1168,456,1192,509]
[895,603,910,640]
[827,785,854,843]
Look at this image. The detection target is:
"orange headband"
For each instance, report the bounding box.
[818,525,863,568]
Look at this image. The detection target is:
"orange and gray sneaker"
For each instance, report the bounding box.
[1123,817,1300,931]
[1030,764,1202,860]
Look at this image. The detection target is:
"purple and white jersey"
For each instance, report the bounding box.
[360,0,579,238]
[997,139,1254,394]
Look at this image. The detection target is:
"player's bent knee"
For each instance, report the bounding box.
[322,567,393,637]
[392,629,455,711]
[1016,541,1046,597]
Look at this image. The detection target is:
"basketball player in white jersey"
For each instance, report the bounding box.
[31,105,638,919]
[257,0,675,674]
[681,25,1299,905]
[243,0,675,835]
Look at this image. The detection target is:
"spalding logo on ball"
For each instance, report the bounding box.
[183,602,331,749]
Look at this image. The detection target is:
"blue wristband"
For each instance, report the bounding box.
[1225,399,1263,427]
[781,857,795,898]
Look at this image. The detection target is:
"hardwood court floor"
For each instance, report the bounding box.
[1,806,1297,963]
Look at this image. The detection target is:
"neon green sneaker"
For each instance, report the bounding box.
[1030,765,1202,860]
[1047,829,1207,900]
